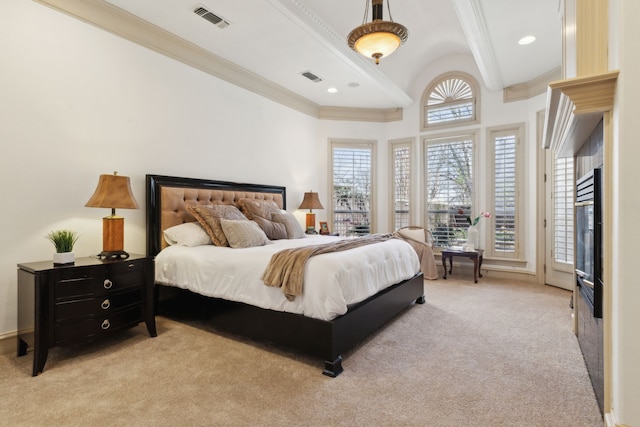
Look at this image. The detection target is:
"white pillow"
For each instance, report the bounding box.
[163,222,212,247]
[220,219,269,248]
[271,212,306,239]
[398,228,426,243]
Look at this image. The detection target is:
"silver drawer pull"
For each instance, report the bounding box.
[103,279,113,289]
[101,299,111,310]
[101,319,111,330]
[128,264,135,268]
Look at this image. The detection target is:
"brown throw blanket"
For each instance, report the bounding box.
[392,231,439,280]
[261,234,394,301]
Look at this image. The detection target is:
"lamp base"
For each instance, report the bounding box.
[97,250,130,260]
[305,212,317,234]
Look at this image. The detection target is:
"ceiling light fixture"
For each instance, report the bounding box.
[347,0,408,65]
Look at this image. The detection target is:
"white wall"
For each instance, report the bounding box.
[0,0,319,335]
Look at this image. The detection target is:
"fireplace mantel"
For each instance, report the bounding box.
[543,71,619,157]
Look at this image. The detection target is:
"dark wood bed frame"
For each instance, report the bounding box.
[146,174,425,377]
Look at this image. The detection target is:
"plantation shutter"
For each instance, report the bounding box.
[392,143,411,230]
[553,157,574,264]
[424,75,476,129]
[494,133,517,254]
[331,144,373,236]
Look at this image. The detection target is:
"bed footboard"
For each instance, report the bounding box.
[157,272,424,377]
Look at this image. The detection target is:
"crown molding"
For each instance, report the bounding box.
[503,68,562,102]
[543,71,619,157]
[318,106,403,122]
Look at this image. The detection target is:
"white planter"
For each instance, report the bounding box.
[53,252,75,265]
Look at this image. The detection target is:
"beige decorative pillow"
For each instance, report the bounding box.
[163,222,212,247]
[237,198,287,240]
[272,212,306,239]
[186,204,247,247]
[220,219,269,248]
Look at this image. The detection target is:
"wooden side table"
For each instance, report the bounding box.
[441,248,484,283]
[17,254,156,376]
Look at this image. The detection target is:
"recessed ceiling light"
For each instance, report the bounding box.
[347,82,360,88]
[518,35,536,45]
[327,87,338,93]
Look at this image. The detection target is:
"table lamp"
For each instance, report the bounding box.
[298,191,324,234]
[85,171,139,259]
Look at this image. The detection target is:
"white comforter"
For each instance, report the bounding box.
[154,235,420,321]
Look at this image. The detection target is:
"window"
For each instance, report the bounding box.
[424,133,475,248]
[421,72,479,131]
[553,157,574,265]
[330,140,375,236]
[488,125,523,259]
[390,140,412,230]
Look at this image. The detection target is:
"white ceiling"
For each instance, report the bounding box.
[101,0,562,109]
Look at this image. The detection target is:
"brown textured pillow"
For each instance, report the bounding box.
[237,199,286,240]
[237,199,281,220]
[272,212,306,239]
[186,204,247,247]
[252,216,287,240]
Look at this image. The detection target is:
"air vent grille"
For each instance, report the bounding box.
[194,6,230,29]
[301,71,322,83]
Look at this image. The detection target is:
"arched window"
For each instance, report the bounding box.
[421,72,480,130]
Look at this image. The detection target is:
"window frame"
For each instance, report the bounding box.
[486,124,525,260]
[328,139,376,236]
[422,131,478,251]
[420,71,481,132]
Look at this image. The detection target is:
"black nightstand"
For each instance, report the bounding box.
[17,254,156,376]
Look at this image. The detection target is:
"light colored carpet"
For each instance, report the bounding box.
[0,278,602,426]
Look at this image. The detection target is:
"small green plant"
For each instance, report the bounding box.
[46,230,79,253]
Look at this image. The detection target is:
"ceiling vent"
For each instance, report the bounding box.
[301,71,322,83]
[194,6,230,29]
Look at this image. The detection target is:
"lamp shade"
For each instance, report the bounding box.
[298,192,324,211]
[352,24,402,59]
[85,172,139,210]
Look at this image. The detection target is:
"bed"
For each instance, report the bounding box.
[146,174,425,377]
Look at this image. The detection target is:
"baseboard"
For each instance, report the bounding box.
[436,258,538,283]
[0,331,15,356]
[481,268,538,283]
[605,411,630,427]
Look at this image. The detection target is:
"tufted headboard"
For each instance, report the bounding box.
[146,175,286,255]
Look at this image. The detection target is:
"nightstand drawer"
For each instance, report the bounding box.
[55,305,142,344]
[54,261,145,300]
[55,288,142,321]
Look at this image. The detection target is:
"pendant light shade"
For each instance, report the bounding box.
[348,0,408,64]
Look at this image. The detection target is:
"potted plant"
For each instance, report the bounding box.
[46,229,79,265]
